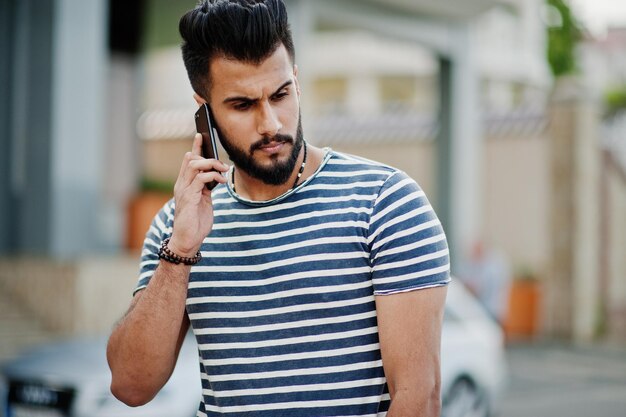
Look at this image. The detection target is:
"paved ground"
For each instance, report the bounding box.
[499,342,626,417]
[2,289,626,417]
[0,289,59,363]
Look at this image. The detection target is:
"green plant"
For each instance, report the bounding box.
[604,85,626,115]
[514,265,539,282]
[545,0,582,77]
[140,177,175,194]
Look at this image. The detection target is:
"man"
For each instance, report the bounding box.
[107,1,450,416]
[461,240,511,325]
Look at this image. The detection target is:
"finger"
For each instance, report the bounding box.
[177,151,192,186]
[188,159,230,174]
[178,149,228,190]
[178,152,203,186]
[191,133,202,156]
[190,171,228,193]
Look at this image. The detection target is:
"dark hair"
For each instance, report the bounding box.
[179,0,296,99]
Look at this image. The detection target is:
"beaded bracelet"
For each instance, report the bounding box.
[158,238,202,265]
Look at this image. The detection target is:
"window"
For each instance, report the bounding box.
[379,75,416,111]
[312,77,348,115]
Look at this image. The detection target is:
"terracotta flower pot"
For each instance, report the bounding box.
[504,279,541,341]
[126,192,172,251]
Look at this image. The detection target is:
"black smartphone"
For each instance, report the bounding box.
[194,103,221,190]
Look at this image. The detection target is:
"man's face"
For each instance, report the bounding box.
[207,44,303,186]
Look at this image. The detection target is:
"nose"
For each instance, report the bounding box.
[256,101,282,138]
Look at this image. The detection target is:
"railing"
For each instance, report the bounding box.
[136,105,549,144]
[601,110,626,175]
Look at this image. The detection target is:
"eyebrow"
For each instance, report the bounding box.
[222,80,294,105]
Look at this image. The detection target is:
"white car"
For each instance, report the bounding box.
[441,280,508,417]
[1,280,506,417]
[0,335,201,417]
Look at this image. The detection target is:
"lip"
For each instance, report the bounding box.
[257,141,285,154]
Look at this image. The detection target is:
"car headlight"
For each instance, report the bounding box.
[0,374,8,417]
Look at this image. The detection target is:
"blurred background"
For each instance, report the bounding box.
[0,0,625,416]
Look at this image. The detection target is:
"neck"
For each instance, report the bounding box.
[232,140,312,201]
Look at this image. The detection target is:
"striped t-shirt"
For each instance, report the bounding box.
[136,149,450,417]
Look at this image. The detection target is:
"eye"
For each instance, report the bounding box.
[272,91,289,101]
[233,101,252,111]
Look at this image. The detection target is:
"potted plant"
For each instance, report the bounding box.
[504,267,541,341]
[126,178,174,251]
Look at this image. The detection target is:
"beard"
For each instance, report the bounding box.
[217,115,304,186]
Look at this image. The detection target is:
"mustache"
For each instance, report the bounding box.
[249,134,294,153]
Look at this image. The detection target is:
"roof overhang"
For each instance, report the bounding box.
[306,0,521,56]
[365,0,519,20]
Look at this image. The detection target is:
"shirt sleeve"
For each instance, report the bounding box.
[368,170,450,295]
[133,198,175,295]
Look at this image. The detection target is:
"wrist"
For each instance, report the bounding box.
[167,235,200,258]
[158,238,202,265]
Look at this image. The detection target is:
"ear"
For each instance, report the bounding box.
[193,93,207,106]
[293,64,301,97]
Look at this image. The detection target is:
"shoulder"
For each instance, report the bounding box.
[325,150,420,192]
[324,150,403,180]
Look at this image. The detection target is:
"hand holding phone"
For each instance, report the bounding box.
[194,103,221,190]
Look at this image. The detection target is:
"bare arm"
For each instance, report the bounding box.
[107,264,191,406]
[106,133,228,406]
[376,285,448,417]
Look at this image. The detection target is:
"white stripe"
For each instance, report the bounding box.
[204,393,386,413]
[202,377,386,398]
[197,326,379,350]
[163,200,174,216]
[316,169,392,178]
[326,156,381,165]
[374,281,448,296]
[191,251,368,273]
[214,194,374,217]
[143,233,161,249]
[212,204,372,230]
[188,280,373,304]
[148,222,172,236]
[373,248,449,272]
[372,264,450,286]
[195,311,377,335]
[138,270,153,281]
[375,233,446,260]
[201,235,367,258]
[370,190,425,225]
[201,359,383,383]
[337,415,382,417]
[204,220,369,244]
[331,414,382,417]
[139,259,159,269]
[301,180,385,192]
[188,295,375,320]
[153,210,169,233]
[372,175,414,214]
[211,186,229,198]
[141,246,156,257]
[371,219,441,251]
[200,343,381,366]
[367,206,433,244]
[189,266,371,289]
[147,225,161,239]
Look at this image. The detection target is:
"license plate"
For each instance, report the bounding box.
[7,381,74,417]
[7,405,65,417]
